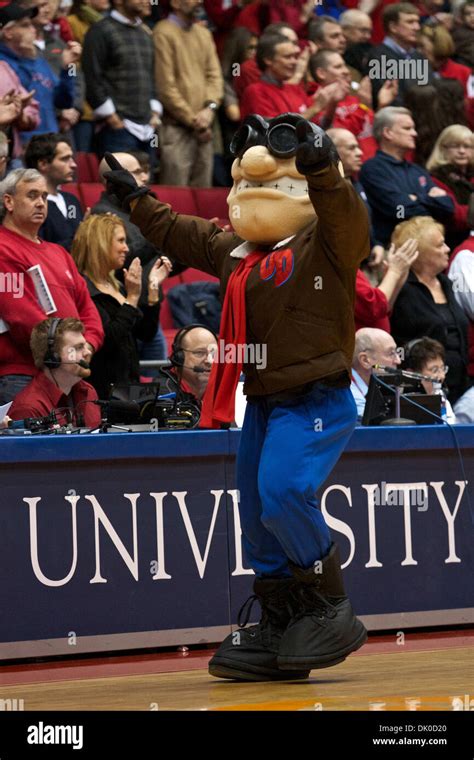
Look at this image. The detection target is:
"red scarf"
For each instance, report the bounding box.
[200,250,266,429]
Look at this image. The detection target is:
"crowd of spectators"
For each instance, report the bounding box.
[0,0,474,427]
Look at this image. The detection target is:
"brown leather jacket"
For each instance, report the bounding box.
[131,164,370,396]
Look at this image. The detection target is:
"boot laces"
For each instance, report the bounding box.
[237,594,258,629]
[293,586,338,622]
[236,589,294,632]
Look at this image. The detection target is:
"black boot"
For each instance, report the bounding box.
[209,578,311,681]
[278,544,367,670]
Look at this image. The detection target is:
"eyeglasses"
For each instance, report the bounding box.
[426,365,449,375]
[182,348,216,360]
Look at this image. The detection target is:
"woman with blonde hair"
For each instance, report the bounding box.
[72,213,172,399]
[427,124,474,245]
[390,216,469,403]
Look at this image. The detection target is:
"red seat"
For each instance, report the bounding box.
[61,183,80,201]
[150,185,198,215]
[79,183,104,211]
[180,267,219,285]
[159,294,176,329]
[193,187,230,222]
[76,152,100,183]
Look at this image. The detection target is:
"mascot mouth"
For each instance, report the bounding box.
[233,175,308,198]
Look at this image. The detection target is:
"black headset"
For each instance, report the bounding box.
[43,317,63,369]
[170,323,218,368]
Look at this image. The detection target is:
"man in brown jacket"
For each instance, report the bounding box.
[104,112,370,682]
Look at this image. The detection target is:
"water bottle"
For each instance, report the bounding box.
[433,381,447,421]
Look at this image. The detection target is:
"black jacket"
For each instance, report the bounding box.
[369,43,433,107]
[40,191,83,251]
[391,270,469,403]
[84,276,160,399]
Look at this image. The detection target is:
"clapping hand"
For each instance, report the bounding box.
[123,256,142,306]
[149,256,173,288]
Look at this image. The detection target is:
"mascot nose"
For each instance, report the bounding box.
[240,146,279,177]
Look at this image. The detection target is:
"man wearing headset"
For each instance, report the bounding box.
[162,323,218,406]
[9,317,101,428]
[103,113,370,683]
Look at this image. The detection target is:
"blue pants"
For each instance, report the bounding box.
[237,383,357,578]
[137,324,168,378]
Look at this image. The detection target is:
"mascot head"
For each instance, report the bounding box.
[227,113,317,244]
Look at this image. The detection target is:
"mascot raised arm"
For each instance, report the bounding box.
[104,112,370,682]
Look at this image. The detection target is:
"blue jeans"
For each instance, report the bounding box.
[137,324,167,377]
[236,383,357,578]
[0,374,33,405]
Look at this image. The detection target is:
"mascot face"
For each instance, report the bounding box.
[227,113,316,244]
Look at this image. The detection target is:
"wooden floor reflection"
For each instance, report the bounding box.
[0,630,472,711]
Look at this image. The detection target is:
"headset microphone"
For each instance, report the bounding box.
[60,359,90,369]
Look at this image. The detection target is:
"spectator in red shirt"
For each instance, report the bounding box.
[9,316,101,428]
[234,22,302,101]
[0,168,104,405]
[239,33,332,122]
[418,23,473,96]
[308,14,347,54]
[310,49,398,160]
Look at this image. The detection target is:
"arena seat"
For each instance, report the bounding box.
[75,152,100,183]
[193,187,230,223]
[61,183,81,201]
[79,183,104,210]
[180,267,219,285]
[150,185,198,215]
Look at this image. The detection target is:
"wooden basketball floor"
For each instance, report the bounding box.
[0,628,473,711]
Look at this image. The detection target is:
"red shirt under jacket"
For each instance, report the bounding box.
[9,371,101,427]
[240,79,315,121]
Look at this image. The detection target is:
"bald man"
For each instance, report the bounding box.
[92,152,164,267]
[339,10,373,46]
[351,327,401,419]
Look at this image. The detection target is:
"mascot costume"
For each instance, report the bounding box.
[104,113,370,682]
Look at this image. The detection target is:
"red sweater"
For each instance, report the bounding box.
[0,226,104,376]
[240,79,314,121]
[9,371,101,427]
[355,269,390,333]
[234,58,261,101]
[438,58,472,94]
[333,95,377,162]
